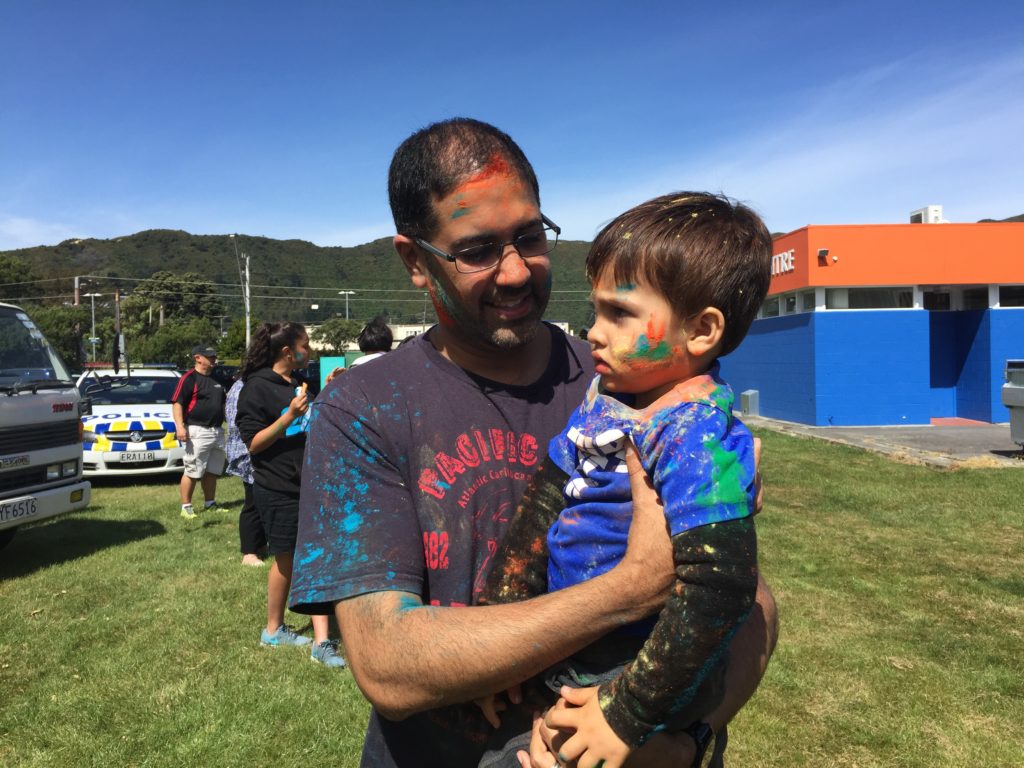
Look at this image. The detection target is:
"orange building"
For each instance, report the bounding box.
[723,214,1024,425]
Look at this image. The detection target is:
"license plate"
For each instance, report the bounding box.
[121,452,156,463]
[0,496,37,523]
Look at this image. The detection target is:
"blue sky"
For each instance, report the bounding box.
[2,1,1022,251]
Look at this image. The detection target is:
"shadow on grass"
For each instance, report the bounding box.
[0,515,166,579]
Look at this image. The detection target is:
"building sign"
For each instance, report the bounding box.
[772,248,796,277]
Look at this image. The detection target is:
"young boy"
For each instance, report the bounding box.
[477,192,773,768]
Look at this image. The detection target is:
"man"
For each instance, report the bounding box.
[291,119,777,767]
[172,344,226,520]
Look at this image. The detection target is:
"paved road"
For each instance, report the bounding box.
[744,416,1024,469]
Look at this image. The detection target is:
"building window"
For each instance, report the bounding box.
[785,294,797,314]
[826,287,913,309]
[801,290,816,311]
[962,288,989,310]
[1001,285,1024,307]
[761,297,780,317]
[923,292,950,311]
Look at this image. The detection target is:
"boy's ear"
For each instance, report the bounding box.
[394,235,429,289]
[685,307,725,358]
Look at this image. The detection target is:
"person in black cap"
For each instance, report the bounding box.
[172,344,227,519]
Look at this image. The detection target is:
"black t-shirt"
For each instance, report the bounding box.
[234,367,308,495]
[291,325,591,767]
[172,369,225,428]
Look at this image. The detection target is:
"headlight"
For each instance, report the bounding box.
[83,430,98,443]
[47,464,61,481]
[62,460,78,477]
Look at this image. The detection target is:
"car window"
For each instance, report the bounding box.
[88,376,178,406]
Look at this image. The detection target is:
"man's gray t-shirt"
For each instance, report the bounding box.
[291,325,591,767]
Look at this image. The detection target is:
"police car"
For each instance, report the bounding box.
[77,367,185,477]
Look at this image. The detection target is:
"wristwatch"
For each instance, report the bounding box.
[684,721,716,768]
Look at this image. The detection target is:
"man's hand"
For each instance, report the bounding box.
[617,441,673,611]
[544,686,630,768]
[175,425,187,443]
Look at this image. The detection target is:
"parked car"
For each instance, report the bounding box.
[76,367,185,477]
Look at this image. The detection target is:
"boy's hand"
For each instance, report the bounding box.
[543,685,631,768]
[475,684,523,728]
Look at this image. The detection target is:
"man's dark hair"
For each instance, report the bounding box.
[357,315,394,354]
[586,192,772,357]
[388,118,540,239]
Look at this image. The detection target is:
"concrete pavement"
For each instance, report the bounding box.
[743,415,1024,469]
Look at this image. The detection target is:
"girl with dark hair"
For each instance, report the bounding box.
[235,322,344,668]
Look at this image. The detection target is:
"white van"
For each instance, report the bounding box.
[0,302,91,550]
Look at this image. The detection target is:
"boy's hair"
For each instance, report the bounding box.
[586,192,772,357]
[357,315,394,353]
[388,117,540,240]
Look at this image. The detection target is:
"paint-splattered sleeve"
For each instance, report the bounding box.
[597,517,758,747]
[595,403,759,746]
[289,379,424,615]
[477,460,569,605]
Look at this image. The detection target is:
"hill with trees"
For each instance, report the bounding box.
[3,212,1019,368]
[0,230,593,368]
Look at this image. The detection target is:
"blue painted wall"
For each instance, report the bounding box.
[928,312,958,417]
[724,308,1024,426]
[813,311,932,425]
[721,314,816,424]
[987,308,1024,422]
[953,311,990,422]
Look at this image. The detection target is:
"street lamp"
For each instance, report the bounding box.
[338,290,356,320]
[83,293,102,362]
[230,234,251,351]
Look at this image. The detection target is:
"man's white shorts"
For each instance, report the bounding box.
[183,424,226,479]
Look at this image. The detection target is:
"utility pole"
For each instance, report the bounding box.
[231,234,251,351]
[83,292,102,362]
[338,290,356,320]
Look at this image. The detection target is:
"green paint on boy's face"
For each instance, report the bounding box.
[625,335,673,365]
[622,316,673,367]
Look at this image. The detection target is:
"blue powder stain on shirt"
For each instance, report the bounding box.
[299,545,324,566]
[341,512,362,533]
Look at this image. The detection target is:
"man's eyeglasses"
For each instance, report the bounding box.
[414,214,561,274]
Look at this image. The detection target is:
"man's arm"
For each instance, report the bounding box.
[172,402,187,443]
[336,443,676,721]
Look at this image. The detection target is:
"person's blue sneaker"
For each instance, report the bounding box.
[310,639,347,668]
[260,624,311,647]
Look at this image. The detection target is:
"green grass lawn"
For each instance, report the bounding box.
[2,431,1022,767]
